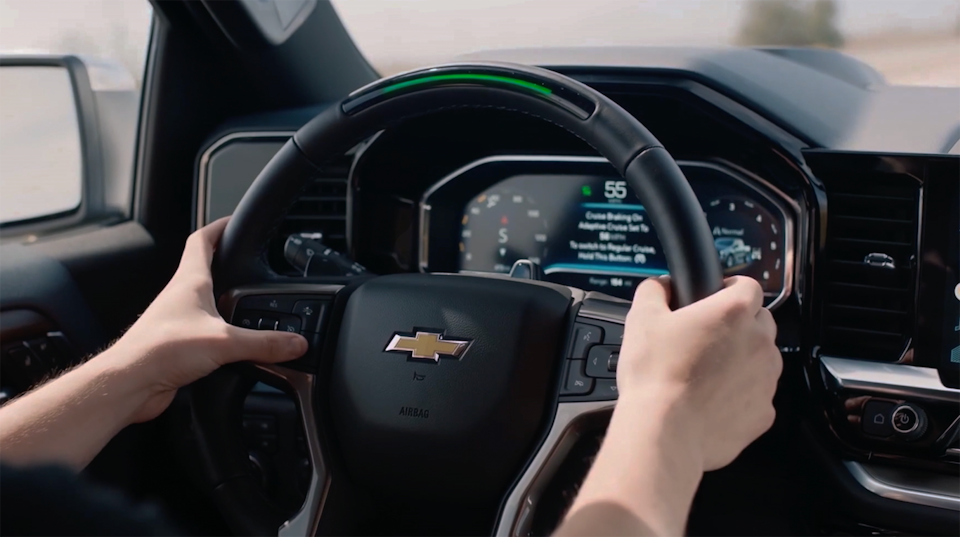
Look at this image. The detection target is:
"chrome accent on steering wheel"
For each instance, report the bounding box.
[494,400,616,536]
[254,365,330,536]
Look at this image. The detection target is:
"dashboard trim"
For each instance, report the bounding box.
[419,155,798,309]
[195,131,296,228]
[820,355,960,403]
[844,461,960,512]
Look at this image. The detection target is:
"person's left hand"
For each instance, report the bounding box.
[108,217,307,423]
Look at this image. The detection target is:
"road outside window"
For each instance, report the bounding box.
[331,0,960,87]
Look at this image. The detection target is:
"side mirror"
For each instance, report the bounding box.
[0,55,139,232]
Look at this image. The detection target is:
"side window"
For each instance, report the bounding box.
[0,0,153,228]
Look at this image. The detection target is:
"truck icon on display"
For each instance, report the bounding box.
[714,237,753,268]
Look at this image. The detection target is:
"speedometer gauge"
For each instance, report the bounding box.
[705,196,784,293]
[460,188,548,273]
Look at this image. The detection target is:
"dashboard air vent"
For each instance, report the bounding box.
[277,154,352,254]
[819,173,920,361]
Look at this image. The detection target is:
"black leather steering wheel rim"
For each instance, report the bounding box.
[202,62,723,536]
[214,62,722,305]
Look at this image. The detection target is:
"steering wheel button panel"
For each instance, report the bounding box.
[585,345,619,378]
[562,360,594,395]
[592,379,620,401]
[257,317,279,331]
[238,295,297,313]
[293,300,326,332]
[277,314,302,334]
[569,323,603,358]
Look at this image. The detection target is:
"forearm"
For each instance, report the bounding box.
[560,390,704,536]
[0,346,151,470]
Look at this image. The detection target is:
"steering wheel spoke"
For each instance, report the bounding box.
[495,291,629,536]
[213,284,343,535]
[252,363,329,537]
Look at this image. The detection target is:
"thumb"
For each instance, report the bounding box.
[221,326,308,364]
[631,275,672,315]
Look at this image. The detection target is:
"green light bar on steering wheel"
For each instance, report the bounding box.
[340,66,597,119]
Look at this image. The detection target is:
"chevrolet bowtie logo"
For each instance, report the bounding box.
[384,330,472,363]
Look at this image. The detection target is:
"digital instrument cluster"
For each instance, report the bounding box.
[421,157,795,307]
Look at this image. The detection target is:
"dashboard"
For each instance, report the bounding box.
[195,52,960,535]
[421,156,795,307]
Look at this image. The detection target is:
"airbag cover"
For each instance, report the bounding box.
[330,273,570,500]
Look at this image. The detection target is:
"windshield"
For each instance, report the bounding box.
[331,0,960,87]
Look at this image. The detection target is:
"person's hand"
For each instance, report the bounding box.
[107,217,307,423]
[617,275,782,471]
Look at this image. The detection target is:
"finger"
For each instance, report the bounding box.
[754,307,783,386]
[755,306,778,343]
[721,275,764,315]
[178,217,231,274]
[220,325,308,364]
[630,276,672,315]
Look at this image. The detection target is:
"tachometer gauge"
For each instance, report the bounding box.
[460,188,548,273]
[705,196,784,293]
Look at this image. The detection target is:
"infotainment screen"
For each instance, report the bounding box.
[941,207,959,377]
[917,166,959,387]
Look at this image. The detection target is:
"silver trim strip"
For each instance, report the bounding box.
[844,461,960,511]
[820,356,960,403]
[495,401,617,536]
[418,155,798,309]
[196,131,296,227]
[255,364,331,536]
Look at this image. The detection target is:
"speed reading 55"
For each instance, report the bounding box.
[604,180,627,200]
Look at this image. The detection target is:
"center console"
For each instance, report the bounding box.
[807,152,959,515]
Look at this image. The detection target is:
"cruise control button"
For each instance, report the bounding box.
[293,301,326,332]
[243,416,277,436]
[24,339,57,369]
[570,323,603,358]
[258,317,279,331]
[5,345,40,378]
[583,379,619,401]
[277,315,302,334]
[232,310,259,329]
[593,320,624,345]
[252,435,278,453]
[238,295,296,314]
[561,360,594,395]
[861,399,894,437]
[586,345,619,378]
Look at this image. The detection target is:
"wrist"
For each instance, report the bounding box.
[86,339,165,422]
[611,386,705,476]
[571,386,704,536]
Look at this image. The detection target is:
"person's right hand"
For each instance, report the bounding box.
[617,275,782,471]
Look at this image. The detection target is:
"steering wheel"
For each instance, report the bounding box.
[192,62,723,536]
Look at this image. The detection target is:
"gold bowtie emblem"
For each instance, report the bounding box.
[384,331,472,362]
